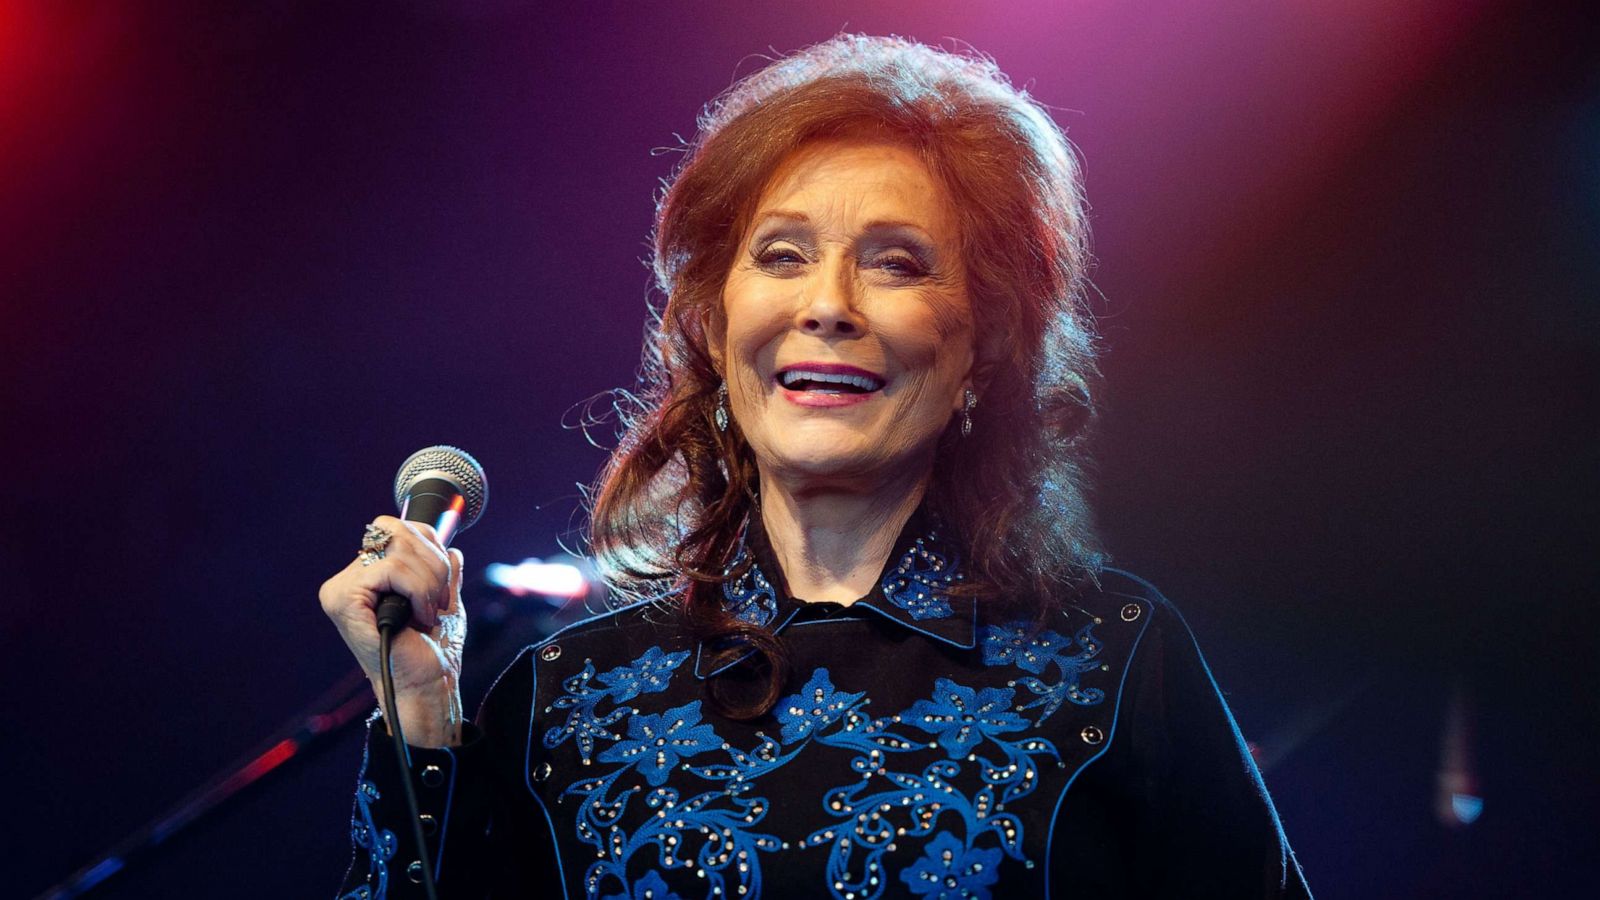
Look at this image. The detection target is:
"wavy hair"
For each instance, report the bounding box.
[587,35,1102,717]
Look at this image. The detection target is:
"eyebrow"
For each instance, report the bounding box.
[751,210,937,240]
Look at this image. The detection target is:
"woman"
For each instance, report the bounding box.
[323,35,1311,899]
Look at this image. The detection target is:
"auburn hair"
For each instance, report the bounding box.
[586,35,1102,718]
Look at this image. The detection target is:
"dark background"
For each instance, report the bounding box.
[4,1,1596,897]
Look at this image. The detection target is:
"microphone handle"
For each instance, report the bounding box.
[375,477,467,632]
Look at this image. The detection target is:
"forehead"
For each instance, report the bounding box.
[752,139,957,237]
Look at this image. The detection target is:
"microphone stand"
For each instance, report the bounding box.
[37,669,374,899]
[35,583,570,899]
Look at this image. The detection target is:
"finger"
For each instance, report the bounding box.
[443,548,464,613]
[372,516,449,584]
[436,592,467,659]
[361,553,441,632]
[374,514,443,552]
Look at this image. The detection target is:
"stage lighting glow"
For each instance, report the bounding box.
[1450,793,1483,825]
[485,558,590,598]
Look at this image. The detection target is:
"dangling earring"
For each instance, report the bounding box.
[961,389,977,437]
[714,382,730,432]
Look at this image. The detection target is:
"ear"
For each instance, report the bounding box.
[702,301,727,375]
[954,328,1000,410]
[973,325,1005,390]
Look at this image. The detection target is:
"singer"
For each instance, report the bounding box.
[322,36,1310,899]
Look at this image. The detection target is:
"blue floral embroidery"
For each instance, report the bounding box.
[881,536,961,620]
[722,542,778,626]
[342,779,394,900]
[904,679,1029,759]
[536,532,1114,900]
[981,623,1069,674]
[981,620,1106,721]
[566,761,784,900]
[900,832,1004,899]
[598,646,688,703]
[777,667,866,743]
[596,700,723,786]
[544,647,691,763]
[552,654,1072,900]
[601,870,683,900]
[797,675,1061,899]
[552,648,784,899]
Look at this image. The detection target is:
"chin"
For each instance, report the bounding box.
[764,451,885,483]
[758,432,882,479]
[758,433,919,486]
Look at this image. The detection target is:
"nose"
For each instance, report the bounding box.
[795,255,862,336]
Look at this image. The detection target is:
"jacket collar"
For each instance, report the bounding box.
[693,509,977,679]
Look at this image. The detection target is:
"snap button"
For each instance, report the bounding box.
[420,764,444,788]
[539,644,562,662]
[1080,725,1105,745]
[419,813,436,836]
[532,760,552,782]
[407,861,424,883]
[1120,603,1141,622]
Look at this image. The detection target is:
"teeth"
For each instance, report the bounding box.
[779,369,882,391]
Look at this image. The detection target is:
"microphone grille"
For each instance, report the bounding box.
[392,445,488,532]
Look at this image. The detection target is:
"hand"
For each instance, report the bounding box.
[320,515,466,747]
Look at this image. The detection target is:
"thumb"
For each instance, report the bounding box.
[443,547,465,613]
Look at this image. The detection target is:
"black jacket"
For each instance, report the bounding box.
[339,519,1310,899]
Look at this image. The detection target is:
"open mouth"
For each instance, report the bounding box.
[776,364,887,395]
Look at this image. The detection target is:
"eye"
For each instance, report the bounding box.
[874,253,928,278]
[754,241,808,270]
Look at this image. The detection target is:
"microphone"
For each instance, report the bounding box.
[374,445,488,632]
[370,446,486,900]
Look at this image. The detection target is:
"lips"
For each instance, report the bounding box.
[775,362,887,394]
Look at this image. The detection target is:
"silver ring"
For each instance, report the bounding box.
[360,524,393,565]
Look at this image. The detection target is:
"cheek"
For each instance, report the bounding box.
[721,274,790,377]
[879,290,972,373]
[919,284,972,343]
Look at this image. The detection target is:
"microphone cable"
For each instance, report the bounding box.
[378,622,441,900]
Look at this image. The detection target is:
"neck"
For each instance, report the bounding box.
[756,465,929,604]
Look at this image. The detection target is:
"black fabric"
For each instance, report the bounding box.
[337,523,1311,900]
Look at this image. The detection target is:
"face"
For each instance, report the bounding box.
[712,139,974,489]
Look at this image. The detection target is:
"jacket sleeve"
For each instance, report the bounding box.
[336,716,500,899]
[1117,582,1312,898]
[337,648,554,899]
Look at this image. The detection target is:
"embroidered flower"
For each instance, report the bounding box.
[904,679,1027,759]
[899,832,1003,899]
[544,647,692,764]
[881,536,961,620]
[721,545,779,626]
[597,700,722,786]
[595,646,690,703]
[350,781,395,861]
[342,779,394,900]
[981,624,1069,674]
[601,870,684,900]
[776,667,865,744]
